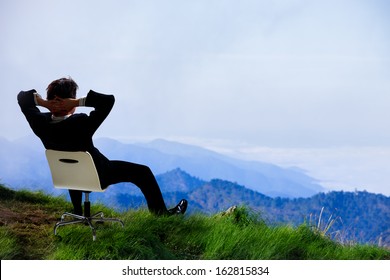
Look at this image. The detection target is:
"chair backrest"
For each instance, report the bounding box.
[45,149,104,192]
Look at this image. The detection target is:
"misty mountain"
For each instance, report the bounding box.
[95,137,325,197]
[0,135,324,198]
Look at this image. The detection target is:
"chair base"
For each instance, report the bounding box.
[54,211,124,241]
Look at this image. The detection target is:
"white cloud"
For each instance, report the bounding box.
[202,143,390,196]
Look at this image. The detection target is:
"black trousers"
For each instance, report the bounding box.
[69,160,168,215]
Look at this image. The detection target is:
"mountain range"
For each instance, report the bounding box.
[105,168,389,246]
[0,135,324,198]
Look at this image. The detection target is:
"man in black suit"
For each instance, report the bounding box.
[17,77,187,216]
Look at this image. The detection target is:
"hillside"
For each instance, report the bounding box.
[0,184,388,260]
[100,169,389,247]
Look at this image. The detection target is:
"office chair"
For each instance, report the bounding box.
[45,149,124,241]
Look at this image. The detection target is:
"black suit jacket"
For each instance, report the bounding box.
[17,89,115,187]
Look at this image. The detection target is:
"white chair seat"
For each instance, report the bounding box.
[45,150,103,192]
[45,149,123,241]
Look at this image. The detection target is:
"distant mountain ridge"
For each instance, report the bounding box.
[0,135,324,198]
[95,137,325,197]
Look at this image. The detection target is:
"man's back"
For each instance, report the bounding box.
[18,89,115,183]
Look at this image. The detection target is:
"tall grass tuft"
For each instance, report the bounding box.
[308,207,343,242]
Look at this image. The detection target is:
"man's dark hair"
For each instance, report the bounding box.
[46,77,79,100]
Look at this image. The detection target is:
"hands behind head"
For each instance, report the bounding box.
[47,96,78,116]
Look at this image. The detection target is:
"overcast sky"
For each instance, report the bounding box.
[1,0,390,195]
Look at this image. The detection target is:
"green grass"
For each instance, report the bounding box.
[0,185,389,260]
[0,227,20,259]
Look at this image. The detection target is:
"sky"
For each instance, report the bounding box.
[1,0,390,195]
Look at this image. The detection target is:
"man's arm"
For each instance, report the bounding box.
[17,90,38,110]
[17,90,47,119]
[17,90,49,136]
[18,90,73,113]
[83,90,115,135]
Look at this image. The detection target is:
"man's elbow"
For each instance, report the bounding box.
[108,94,115,108]
[17,90,27,102]
[17,90,35,108]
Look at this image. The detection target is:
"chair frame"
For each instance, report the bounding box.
[46,150,124,241]
[53,192,124,241]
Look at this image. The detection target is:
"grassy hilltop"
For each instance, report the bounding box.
[0,184,388,260]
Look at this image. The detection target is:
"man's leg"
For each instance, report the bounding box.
[68,189,83,215]
[104,160,168,215]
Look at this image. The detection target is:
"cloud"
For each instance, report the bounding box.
[205,143,390,196]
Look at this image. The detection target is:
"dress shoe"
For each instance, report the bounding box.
[168,199,188,215]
